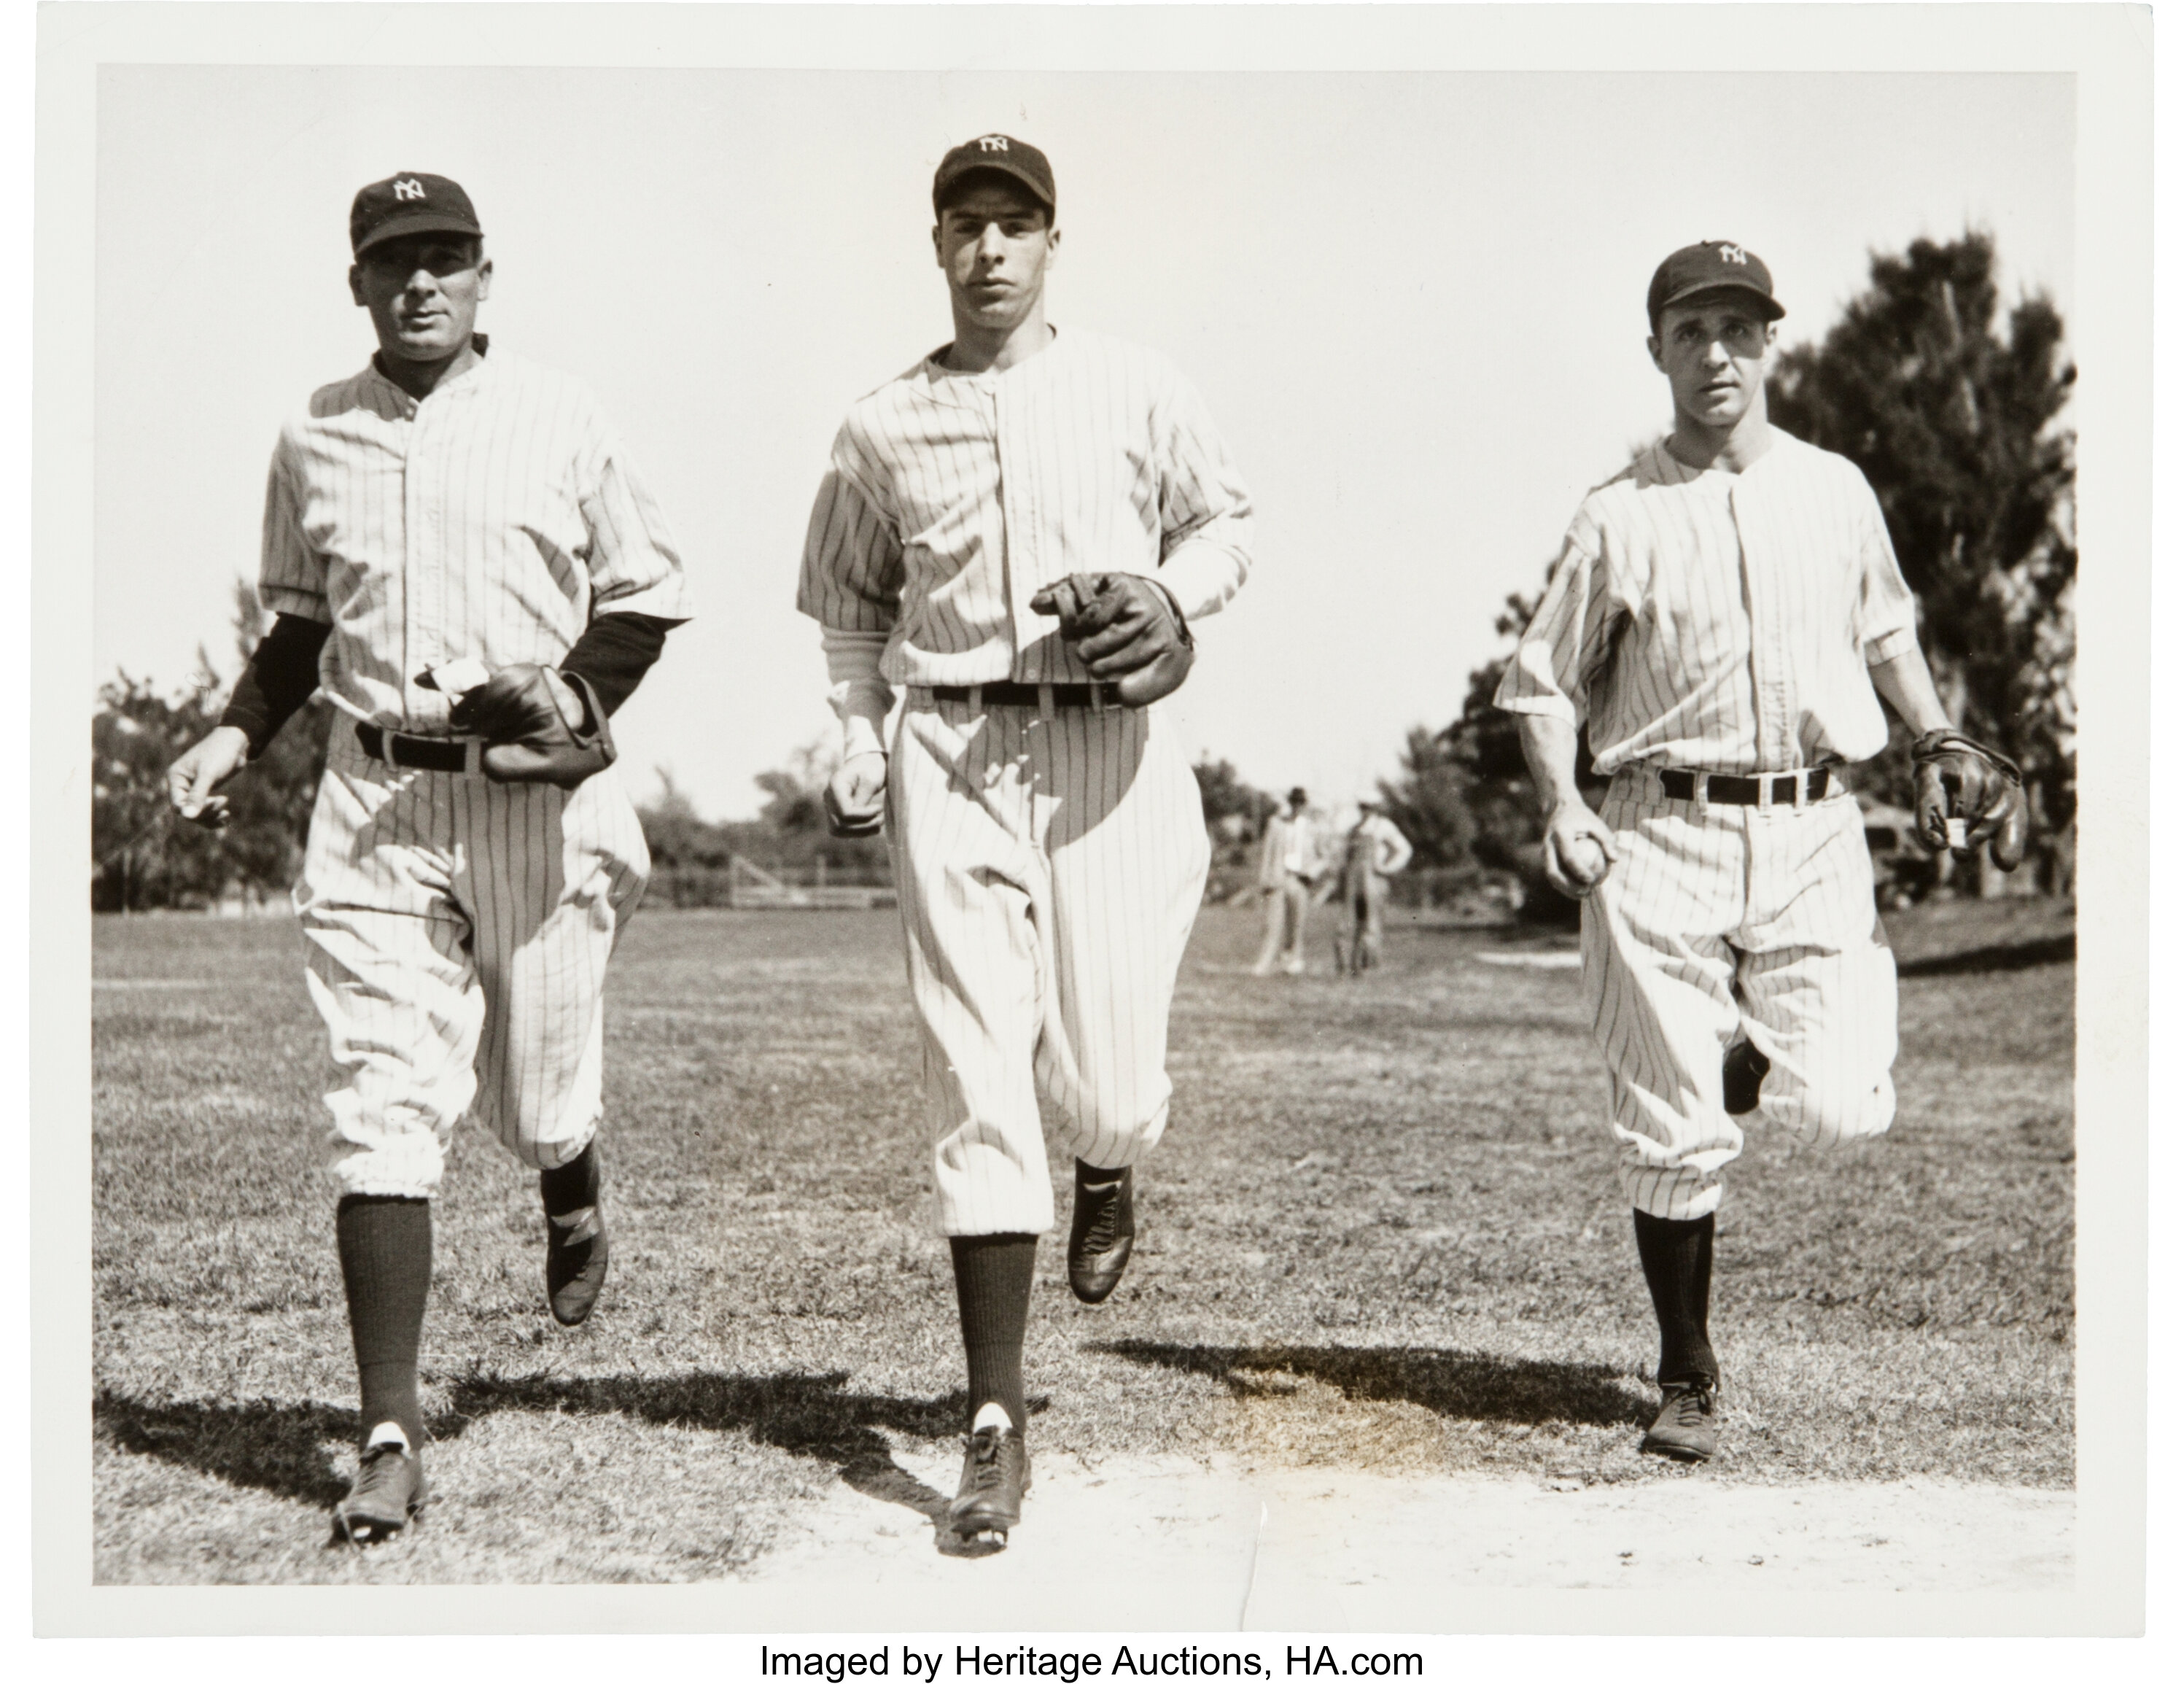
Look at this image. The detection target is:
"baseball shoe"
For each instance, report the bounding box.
[545,1187,610,1327]
[1722,1039,1771,1117]
[1068,1161,1136,1304]
[948,1424,1032,1546]
[330,1441,429,1545]
[1639,1378,1719,1463]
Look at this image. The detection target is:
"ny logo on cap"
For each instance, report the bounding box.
[1717,243,1748,265]
[393,178,427,201]
[977,136,1009,152]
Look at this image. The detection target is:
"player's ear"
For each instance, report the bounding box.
[1646,333,1665,372]
[475,255,493,300]
[932,222,945,268]
[349,263,368,306]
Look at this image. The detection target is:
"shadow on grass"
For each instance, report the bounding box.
[94,1389,360,1508]
[97,1370,1000,1551]
[1090,1341,1646,1427]
[1897,933,2074,978]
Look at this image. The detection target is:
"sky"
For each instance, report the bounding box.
[93,65,2075,819]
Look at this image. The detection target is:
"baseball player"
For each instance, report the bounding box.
[798,135,1252,1548]
[1330,799,1412,976]
[1495,241,2026,1462]
[163,173,691,1542]
[1251,788,1320,976]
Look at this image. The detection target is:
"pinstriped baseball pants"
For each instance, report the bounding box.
[1582,770,1898,1222]
[890,694,1211,1236]
[295,732,650,1200]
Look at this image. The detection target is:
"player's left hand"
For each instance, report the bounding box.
[1030,573,1195,706]
[825,751,889,839]
[451,664,618,789]
[1912,729,2028,872]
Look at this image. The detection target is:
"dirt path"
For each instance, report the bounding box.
[725,1452,2072,1629]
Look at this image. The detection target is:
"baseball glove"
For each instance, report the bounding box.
[1912,729,2028,872]
[1028,573,1195,706]
[449,665,617,789]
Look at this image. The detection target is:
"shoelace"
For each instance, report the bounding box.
[1079,1181,1124,1252]
[964,1429,1014,1489]
[351,1444,411,1496]
[1664,1386,1715,1426]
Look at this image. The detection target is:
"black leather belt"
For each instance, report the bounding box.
[1658,767,1835,807]
[926,681,1122,708]
[356,723,475,773]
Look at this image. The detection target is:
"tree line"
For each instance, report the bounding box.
[93,233,2071,915]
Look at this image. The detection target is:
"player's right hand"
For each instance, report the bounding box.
[824,751,889,839]
[166,725,251,829]
[1542,801,1619,899]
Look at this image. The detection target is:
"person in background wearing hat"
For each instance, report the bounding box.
[1329,798,1413,977]
[1492,241,2024,1463]
[163,173,691,1543]
[1251,786,1323,976]
[798,134,1253,1549]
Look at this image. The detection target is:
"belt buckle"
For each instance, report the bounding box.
[1754,774,1774,811]
[1088,680,1106,715]
[1792,770,1811,810]
[465,737,485,777]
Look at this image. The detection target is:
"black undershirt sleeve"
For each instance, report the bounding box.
[220,613,332,757]
[559,612,680,718]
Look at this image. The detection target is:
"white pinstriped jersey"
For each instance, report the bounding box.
[796,327,1253,685]
[260,345,691,734]
[1496,430,1919,775]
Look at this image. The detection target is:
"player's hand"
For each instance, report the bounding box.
[166,726,251,829]
[824,751,888,839]
[1542,800,1619,899]
[1911,730,2029,872]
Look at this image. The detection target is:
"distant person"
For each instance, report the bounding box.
[1494,239,2024,1465]
[1252,788,1320,976]
[162,172,691,1545]
[1332,800,1413,975]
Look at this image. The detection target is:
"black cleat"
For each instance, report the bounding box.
[1722,1039,1771,1117]
[949,1425,1032,1546]
[544,1144,610,1326]
[1639,1378,1719,1463]
[1068,1161,1136,1304]
[331,1443,430,1545]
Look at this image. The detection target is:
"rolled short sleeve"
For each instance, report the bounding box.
[1151,371,1254,621]
[1495,512,1620,727]
[796,443,904,636]
[577,424,693,624]
[257,436,330,624]
[1853,484,1918,665]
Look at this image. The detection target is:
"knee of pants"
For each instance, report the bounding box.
[1620,1158,1725,1222]
[325,1112,449,1200]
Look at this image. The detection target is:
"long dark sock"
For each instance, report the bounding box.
[948,1234,1038,1434]
[540,1138,601,1220]
[336,1195,433,1451]
[1632,1208,1717,1385]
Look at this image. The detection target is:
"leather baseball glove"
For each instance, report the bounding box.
[1912,729,2028,872]
[450,665,617,789]
[1029,573,1195,706]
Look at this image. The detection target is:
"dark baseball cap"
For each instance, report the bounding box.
[932,135,1056,217]
[1647,240,1784,327]
[350,172,484,257]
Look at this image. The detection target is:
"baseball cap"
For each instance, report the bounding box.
[1647,240,1784,327]
[350,172,484,257]
[932,135,1056,217]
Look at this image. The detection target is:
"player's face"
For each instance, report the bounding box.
[349,236,492,365]
[1649,297,1776,431]
[933,182,1058,329]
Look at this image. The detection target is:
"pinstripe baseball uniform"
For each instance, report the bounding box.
[267,345,690,1198]
[1497,430,1917,1219]
[799,326,1252,1235]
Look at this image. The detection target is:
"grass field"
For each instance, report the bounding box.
[91,891,2075,1583]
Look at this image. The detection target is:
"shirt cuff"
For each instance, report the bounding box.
[1863,626,1918,666]
[1492,690,1580,726]
[1157,540,1247,622]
